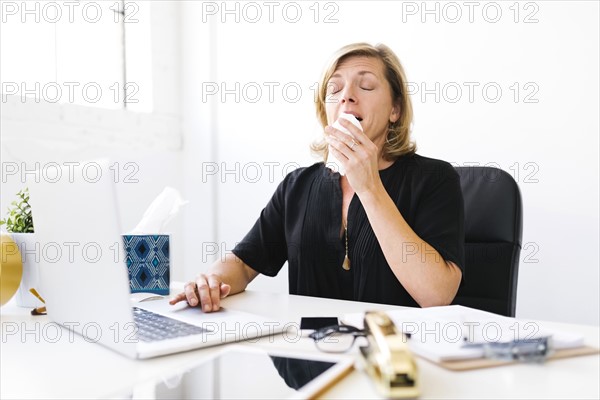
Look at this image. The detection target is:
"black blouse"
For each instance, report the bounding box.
[232,154,465,307]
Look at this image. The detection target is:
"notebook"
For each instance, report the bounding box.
[28,159,286,359]
[343,305,591,369]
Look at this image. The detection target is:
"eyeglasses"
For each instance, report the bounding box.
[308,324,366,353]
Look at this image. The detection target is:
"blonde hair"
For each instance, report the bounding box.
[311,43,416,161]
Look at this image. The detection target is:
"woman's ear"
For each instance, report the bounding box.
[390,102,401,124]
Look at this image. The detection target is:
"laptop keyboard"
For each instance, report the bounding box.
[132,307,209,342]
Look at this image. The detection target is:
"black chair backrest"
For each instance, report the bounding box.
[453,167,523,317]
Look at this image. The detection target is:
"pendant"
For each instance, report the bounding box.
[342,255,351,271]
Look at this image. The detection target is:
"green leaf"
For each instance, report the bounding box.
[2,187,34,233]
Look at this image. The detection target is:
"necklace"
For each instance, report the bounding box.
[342,221,350,271]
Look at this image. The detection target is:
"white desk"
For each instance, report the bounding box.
[1,289,599,399]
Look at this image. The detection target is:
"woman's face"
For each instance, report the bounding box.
[325,56,400,149]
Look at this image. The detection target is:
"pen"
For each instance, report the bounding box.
[29,288,47,316]
[29,288,45,304]
[461,337,552,362]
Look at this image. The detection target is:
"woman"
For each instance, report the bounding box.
[171,43,464,313]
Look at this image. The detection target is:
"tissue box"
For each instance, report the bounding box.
[123,234,170,295]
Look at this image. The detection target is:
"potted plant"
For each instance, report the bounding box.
[0,188,40,307]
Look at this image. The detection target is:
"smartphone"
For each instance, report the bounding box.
[300,317,339,331]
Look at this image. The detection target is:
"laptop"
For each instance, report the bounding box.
[28,160,286,359]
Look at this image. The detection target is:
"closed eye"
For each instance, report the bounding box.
[326,81,342,95]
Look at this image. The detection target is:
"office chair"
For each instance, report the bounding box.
[452,166,523,317]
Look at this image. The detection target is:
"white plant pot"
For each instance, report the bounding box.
[10,232,42,308]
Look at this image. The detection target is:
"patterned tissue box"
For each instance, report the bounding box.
[123,234,170,295]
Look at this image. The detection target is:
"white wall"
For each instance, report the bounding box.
[1,1,186,279]
[180,1,599,326]
[2,1,597,326]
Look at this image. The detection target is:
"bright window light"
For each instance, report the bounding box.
[0,0,152,111]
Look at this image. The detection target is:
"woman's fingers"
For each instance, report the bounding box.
[169,275,230,313]
[195,274,214,312]
[207,275,223,311]
[168,281,201,306]
[220,283,231,298]
[186,279,202,306]
[168,291,187,305]
[325,127,358,159]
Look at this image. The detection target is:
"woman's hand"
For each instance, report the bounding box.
[169,274,231,313]
[325,118,382,194]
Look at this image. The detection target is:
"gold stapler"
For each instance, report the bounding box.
[359,311,419,398]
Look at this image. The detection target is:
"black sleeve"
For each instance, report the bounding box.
[413,163,465,272]
[232,178,289,277]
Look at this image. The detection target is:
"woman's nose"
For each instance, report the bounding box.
[340,87,356,103]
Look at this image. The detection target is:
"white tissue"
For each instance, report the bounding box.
[325,113,363,175]
[130,187,188,233]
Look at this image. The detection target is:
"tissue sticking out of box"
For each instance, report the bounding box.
[325,113,363,176]
[130,187,188,233]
